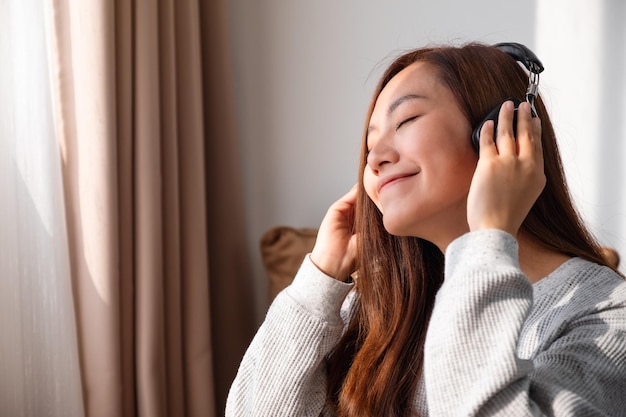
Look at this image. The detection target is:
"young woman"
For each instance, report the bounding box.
[226,43,626,416]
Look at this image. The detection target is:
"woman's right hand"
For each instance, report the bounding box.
[467,101,545,237]
[310,185,358,281]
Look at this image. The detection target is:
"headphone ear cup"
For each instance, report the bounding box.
[471,97,522,151]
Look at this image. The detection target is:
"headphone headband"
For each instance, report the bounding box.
[494,42,544,74]
[494,42,543,116]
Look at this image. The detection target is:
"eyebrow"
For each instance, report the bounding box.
[367,93,426,135]
[388,93,426,115]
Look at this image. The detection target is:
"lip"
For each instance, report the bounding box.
[377,172,418,194]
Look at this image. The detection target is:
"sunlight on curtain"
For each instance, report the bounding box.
[535,0,626,272]
[0,0,84,415]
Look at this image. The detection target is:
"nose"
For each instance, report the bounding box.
[366,137,399,175]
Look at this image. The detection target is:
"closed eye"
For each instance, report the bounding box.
[396,115,419,130]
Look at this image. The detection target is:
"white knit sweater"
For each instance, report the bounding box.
[226,230,626,416]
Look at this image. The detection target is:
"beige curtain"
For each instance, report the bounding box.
[49,0,255,415]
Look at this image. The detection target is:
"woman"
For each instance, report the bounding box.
[226,43,626,416]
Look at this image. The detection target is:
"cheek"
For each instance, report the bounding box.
[363,166,382,211]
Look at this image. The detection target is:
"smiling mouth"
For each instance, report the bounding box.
[378,173,418,194]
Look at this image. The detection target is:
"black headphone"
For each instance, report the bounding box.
[470,42,544,151]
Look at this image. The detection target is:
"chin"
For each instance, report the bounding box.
[382,217,416,237]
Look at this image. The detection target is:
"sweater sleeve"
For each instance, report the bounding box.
[225,255,354,417]
[424,229,626,416]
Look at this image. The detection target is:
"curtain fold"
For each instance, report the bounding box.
[50,0,123,414]
[198,0,258,411]
[50,0,248,415]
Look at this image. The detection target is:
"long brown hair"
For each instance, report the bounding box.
[326,42,615,417]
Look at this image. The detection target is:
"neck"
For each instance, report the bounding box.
[518,232,572,283]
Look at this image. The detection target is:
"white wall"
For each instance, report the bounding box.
[535,0,626,273]
[227,0,625,322]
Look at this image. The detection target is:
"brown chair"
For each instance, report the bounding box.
[600,247,621,269]
[260,226,318,301]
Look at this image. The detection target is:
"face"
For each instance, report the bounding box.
[364,61,478,250]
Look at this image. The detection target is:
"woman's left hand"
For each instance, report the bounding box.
[467,100,546,236]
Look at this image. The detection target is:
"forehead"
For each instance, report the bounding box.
[373,61,444,112]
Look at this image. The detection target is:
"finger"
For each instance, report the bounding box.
[333,184,358,224]
[516,102,534,159]
[339,183,358,204]
[495,100,517,155]
[533,116,544,163]
[478,120,497,158]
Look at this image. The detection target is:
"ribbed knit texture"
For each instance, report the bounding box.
[226,230,626,416]
[225,257,353,417]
